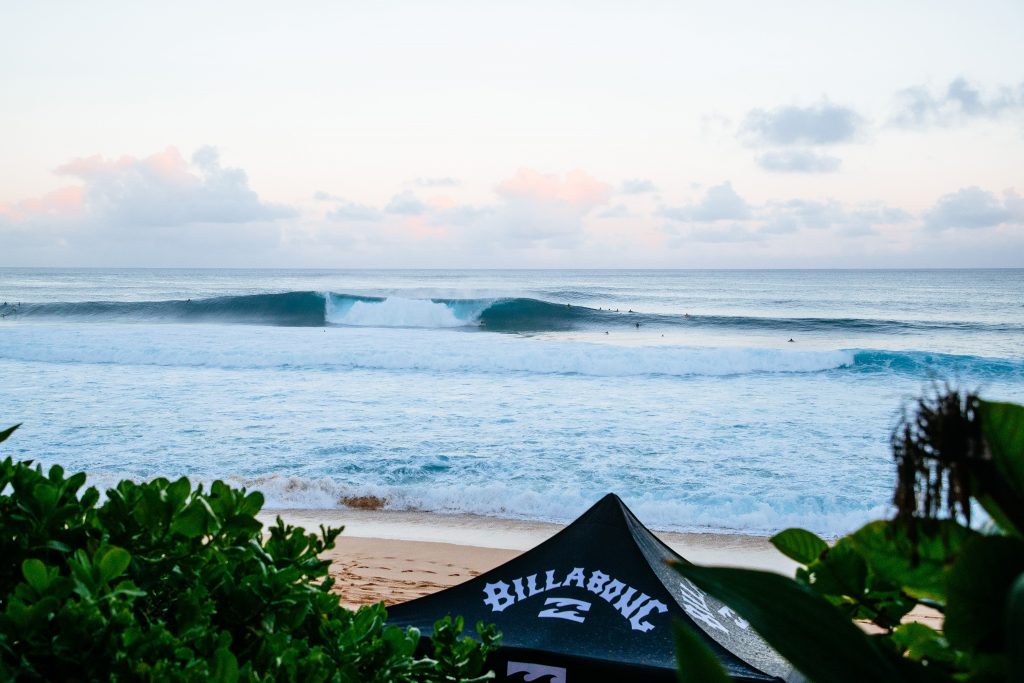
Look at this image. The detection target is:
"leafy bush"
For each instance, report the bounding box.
[0,424,499,682]
[672,391,1024,683]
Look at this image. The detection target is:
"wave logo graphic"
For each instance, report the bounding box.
[538,597,592,623]
[506,662,567,683]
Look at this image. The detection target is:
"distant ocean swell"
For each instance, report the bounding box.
[6,291,1023,335]
[0,325,1019,380]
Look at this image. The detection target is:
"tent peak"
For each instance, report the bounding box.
[577,492,638,528]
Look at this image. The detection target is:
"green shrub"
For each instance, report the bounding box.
[0,424,499,682]
[672,391,1024,683]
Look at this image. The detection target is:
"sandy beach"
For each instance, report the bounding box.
[258,508,943,633]
[259,509,798,609]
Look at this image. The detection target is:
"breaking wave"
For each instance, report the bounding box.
[6,291,1022,336]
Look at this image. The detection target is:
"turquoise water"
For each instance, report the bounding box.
[2,269,1022,536]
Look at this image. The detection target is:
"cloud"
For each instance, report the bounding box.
[413,177,460,188]
[924,187,1023,231]
[416,169,613,249]
[620,178,657,194]
[0,146,297,266]
[479,169,612,247]
[742,102,863,146]
[325,201,382,222]
[756,149,841,173]
[760,199,911,236]
[433,204,491,227]
[686,224,760,243]
[0,186,84,224]
[658,182,751,221]
[596,203,631,219]
[385,190,427,215]
[45,146,296,228]
[890,78,1024,128]
[315,169,614,251]
[495,168,611,210]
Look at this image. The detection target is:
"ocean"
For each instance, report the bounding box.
[1,269,1022,537]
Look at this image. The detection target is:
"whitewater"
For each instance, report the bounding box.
[2,269,1022,536]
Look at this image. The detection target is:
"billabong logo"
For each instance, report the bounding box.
[537,596,591,623]
[482,566,668,632]
[506,661,567,683]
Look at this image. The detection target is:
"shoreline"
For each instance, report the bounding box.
[259,508,798,608]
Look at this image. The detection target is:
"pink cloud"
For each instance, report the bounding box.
[0,186,84,220]
[3,146,294,230]
[55,147,195,185]
[398,217,450,240]
[426,194,458,210]
[496,169,612,211]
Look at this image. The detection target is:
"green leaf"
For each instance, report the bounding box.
[890,623,952,663]
[672,562,902,683]
[21,559,50,593]
[239,490,265,517]
[673,621,730,683]
[945,535,1024,651]
[167,476,191,505]
[1008,573,1024,683]
[98,547,131,583]
[849,520,970,601]
[0,423,20,445]
[805,538,866,598]
[976,400,1024,536]
[170,499,214,538]
[32,483,59,513]
[979,400,1024,496]
[223,514,263,538]
[41,539,72,553]
[80,486,100,509]
[211,646,239,683]
[771,528,828,564]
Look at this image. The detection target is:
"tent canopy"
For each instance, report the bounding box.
[387,494,793,682]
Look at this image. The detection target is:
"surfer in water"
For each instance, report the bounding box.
[788,338,794,343]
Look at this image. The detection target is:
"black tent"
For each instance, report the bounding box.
[387,494,794,682]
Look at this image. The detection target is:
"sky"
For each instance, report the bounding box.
[1,0,1022,268]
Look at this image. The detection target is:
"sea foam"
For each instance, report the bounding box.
[0,324,855,377]
[76,469,891,537]
[326,295,470,328]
